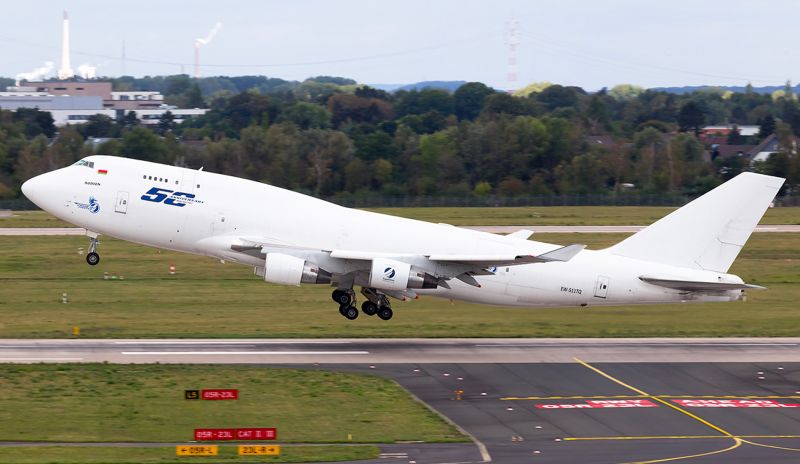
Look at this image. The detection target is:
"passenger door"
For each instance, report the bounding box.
[114,191,129,214]
[594,275,610,299]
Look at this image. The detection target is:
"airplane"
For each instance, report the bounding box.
[22,155,784,321]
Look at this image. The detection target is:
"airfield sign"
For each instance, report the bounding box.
[176,445,218,456]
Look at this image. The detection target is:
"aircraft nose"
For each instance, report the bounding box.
[21,173,51,208]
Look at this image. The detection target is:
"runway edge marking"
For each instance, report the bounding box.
[401,381,491,463]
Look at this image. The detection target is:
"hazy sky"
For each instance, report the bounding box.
[2,0,798,90]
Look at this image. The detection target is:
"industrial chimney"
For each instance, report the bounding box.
[58,10,74,80]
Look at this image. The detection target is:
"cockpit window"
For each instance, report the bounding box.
[73,159,95,168]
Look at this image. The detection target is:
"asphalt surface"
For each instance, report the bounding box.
[1,338,799,363]
[2,225,800,235]
[324,362,800,464]
[2,339,800,463]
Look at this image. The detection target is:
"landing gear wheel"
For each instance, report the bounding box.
[377,306,393,321]
[86,252,100,266]
[332,290,352,306]
[344,306,359,320]
[361,301,378,316]
[339,305,348,317]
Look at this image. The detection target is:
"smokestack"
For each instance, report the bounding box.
[58,10,74,80]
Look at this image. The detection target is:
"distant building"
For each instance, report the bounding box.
[0,81,207,127]
[749,134,789,163]
[704,134,791,164]
[699,124,759,144]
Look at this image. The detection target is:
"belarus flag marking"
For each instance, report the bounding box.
[97,169,108,175]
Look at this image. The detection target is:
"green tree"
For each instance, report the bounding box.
[394,89,454,117]
[157,111,176,135]
[184,83,205,108]
[608,84,645,101]
[758,115,776,138]
[512,81,553,97]
[280,102,331,129]
[327,94,393,126]
[301,129,353,195]
[12,108,56,138]
[677,101,705,134]
[453,82,495,120]
[80,114,119,138]
[120,127,166,163]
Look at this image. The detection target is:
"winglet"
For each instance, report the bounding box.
[537,244,586,262]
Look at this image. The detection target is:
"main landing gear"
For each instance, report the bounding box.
[332,288,393,321]
[86,236,100,266]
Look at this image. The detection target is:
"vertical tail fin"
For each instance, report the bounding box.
[607,172,785,272]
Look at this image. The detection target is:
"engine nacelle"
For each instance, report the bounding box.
[263,253,331,286]
[369,258,438,291]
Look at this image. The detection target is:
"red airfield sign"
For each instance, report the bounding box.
[535,399,658,409]
[673,399,800,408]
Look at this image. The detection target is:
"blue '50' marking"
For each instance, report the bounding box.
[141,187,196,207]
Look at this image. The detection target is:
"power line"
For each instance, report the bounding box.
[0,31,500,71]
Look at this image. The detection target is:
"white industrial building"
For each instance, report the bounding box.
[0,83,207,127]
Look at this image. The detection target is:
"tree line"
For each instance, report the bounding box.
[1,76,798,201]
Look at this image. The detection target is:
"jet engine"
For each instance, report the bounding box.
[369,258,438,291]
[263,253,332,286]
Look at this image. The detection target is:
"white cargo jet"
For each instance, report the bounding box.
[22,156,784,321]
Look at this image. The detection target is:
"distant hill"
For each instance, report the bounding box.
[371,81,467,93]
[651,84,798,95]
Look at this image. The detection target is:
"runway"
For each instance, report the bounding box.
[1,338,798,363]
[2,339,800,463]
[2,225,800,235]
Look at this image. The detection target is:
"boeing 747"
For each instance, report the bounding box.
[22,156,784,321]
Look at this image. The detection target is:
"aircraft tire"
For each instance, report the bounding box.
[361,301,378,316]
[344,306,359,320]
[86,252,100,266]
[377,307,393,321]
[332,290,352,306]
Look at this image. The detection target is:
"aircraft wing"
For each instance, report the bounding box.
[234,237,585,269]
[427,244,586,267]
[230,237,585,290]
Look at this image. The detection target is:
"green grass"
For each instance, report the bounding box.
[0,234,799,338]
[0,445,379,464]
[4,207,800,228]
[0,364,462,444]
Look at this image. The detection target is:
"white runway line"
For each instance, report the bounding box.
[121,351,370,355]
[475,343,799,347]
[113,341,352,345]
[0,357,84,361]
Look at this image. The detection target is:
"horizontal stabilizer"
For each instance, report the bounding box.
[537,244,586,262]
[639,276,765,291]
[507,229,534,240]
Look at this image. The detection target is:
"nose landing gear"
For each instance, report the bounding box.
[86,236,100,266]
